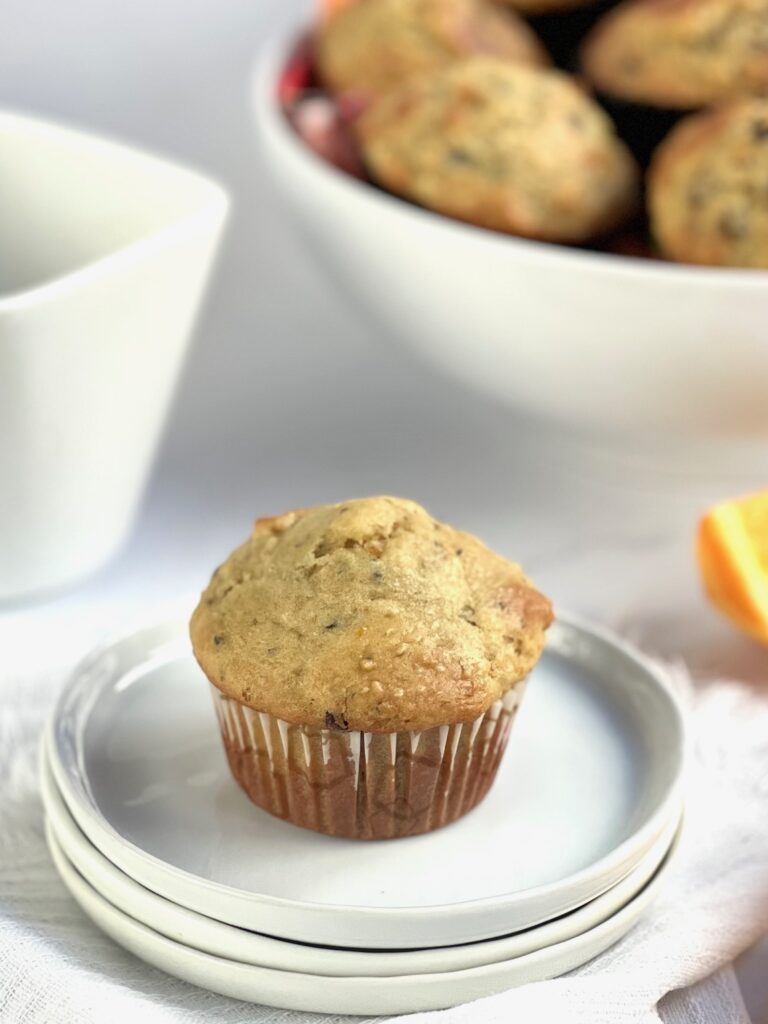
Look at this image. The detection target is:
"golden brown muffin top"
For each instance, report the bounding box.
[648,98,768,268]
[315,0,549,101]
[356,57,638,243]
[581,0,768,110]
[190,497,552,732]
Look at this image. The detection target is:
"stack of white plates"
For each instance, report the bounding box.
[42,615,685,1016]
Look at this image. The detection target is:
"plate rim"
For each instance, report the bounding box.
[46,610,685,945]
[41,742,683,974]
[45,819,680,1014]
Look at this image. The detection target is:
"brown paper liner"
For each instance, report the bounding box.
[211,681,526,840]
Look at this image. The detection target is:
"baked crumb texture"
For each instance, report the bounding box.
[582,0,768,109]
[315,0,549,101]
[191,496,552,732]
[648,98,768,267]
[356,57,639,243]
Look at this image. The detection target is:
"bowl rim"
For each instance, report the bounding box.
[252,18,768,290]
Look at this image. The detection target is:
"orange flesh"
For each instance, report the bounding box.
[697,492,768,644]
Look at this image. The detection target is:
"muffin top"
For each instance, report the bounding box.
[648,98,768,268]
[356,57,638,243]
[315,0,549,101]
[190,497,553,732]
[581,0,768,110]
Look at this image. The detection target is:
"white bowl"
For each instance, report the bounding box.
[0,111,228,600]
[252,24,768,466]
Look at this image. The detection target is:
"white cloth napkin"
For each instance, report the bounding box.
[1,614,767,1024]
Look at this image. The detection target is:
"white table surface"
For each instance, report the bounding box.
[2,0,767,1019]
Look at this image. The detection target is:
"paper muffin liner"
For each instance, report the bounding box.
[210,680,527,840]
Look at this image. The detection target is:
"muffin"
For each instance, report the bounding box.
[356,57,639,243]
[581,0,768,110]
[648,99,768,268]
[315,0,549,102]
[190,497,553,840]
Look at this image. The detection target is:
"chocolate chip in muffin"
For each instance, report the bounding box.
[325,710,350,730]
[719,209,749,239]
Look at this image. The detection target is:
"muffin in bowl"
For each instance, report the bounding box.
[581,0,768,110]
[356,57,639,243]
[191,497,552,840]
[648,98,768,268]
[315,0,549,102]
[580,0,768,165]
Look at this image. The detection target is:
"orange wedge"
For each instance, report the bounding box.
[697,490,768,644]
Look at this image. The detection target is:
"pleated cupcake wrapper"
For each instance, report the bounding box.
[211,680,526,839]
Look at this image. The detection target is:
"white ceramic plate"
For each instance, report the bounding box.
[47,614,684,949]
[41,748,682,976]
[46,823,678,1015]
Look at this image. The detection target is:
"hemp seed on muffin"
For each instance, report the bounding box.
[648,98,768,268]
[315,0,549,102]
[581,0,768,110]
[356,57,639,243]
[191,497,552,840]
